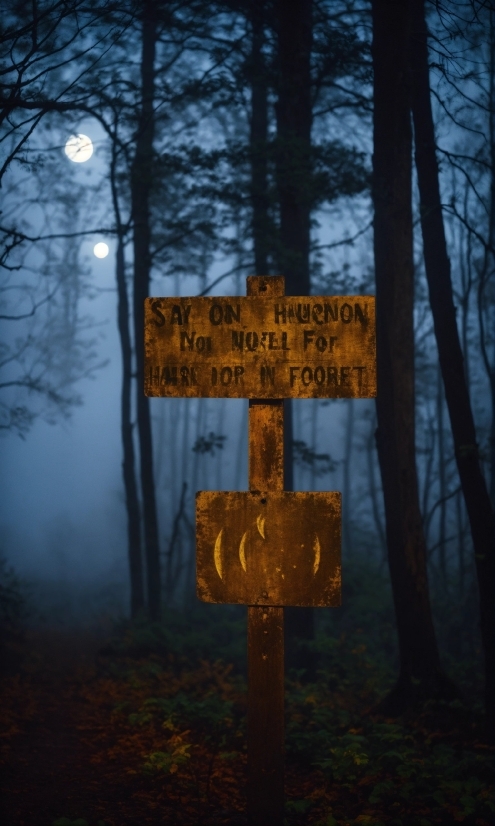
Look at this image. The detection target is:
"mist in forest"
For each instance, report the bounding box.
[0,260,365,619]
[0,0,493,709]
[1,5,495,825]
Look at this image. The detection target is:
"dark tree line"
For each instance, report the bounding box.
[372,0,494,733]
[1,0,494,735]
[410,0,495,731]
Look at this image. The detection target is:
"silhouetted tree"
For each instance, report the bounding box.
[273,0,315,670]
[130,1,161,620]
[410,0,495,735]
[0,0,119,434]
[109,125,145,618]
[371,0,455,711]
[248,0,270,275]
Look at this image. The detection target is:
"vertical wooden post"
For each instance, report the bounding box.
[247,275,285,825]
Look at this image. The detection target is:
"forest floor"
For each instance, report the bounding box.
[0,618,494,826]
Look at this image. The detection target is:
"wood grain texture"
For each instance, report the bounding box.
[249,402,284,491]
[247,605,284,825]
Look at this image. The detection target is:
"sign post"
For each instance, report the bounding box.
[144,275,376,825]
[248,275,284,825]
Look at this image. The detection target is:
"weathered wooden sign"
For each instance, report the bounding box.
[196,491,341,607]
[144,275,376,826]
[144,294,376,399]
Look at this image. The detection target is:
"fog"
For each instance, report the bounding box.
[0,121,369,619]
[0,241,128,617]
[1,1,491,640]
[0,250,364,619]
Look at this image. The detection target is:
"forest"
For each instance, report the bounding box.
[0,0,494,824]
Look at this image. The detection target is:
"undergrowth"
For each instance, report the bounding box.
[85,560,491,824]
[88,616,493,825]
[1,558,491,825]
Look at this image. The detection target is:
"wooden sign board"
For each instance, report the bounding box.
[196,491,341,607]
[145,295,376,399]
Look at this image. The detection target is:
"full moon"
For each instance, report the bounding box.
[65,134,93,163]
[93,242,109,259]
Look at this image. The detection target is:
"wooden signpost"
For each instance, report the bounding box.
[144,275,376,825]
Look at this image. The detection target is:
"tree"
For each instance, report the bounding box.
[1,0,242,614]
[248,0,270,276]
[410,0,495,735]
[273,0,315,670]
[271,0,371,671]
[130,1,161,621]
[274,0,312,296]
[371,0,455,711]
[0,0,119,435]
[0,144,103,436]
[0,0,130,181]
[109,123,145,618]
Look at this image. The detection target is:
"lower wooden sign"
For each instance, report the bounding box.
[196,491,341,607]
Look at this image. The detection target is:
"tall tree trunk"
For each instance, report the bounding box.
[110,151,145,619]
[275,0,312,296]
[249,0,269,275]
[275,0,314,672]
[436,366,447,587]
[455,488,466,601]
[410,0,495,734]
[372,0,453,711]
[131,4,161,621]
[117,237,146,618]
[366,409,387,566]
[484,5,495,507]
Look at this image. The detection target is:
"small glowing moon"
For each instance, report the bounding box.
[93,242,109,259]
[65,134,93,163]
[256,515,266,539]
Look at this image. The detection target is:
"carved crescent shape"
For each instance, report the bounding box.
[239,531,247,572]
[214,529,223,580]
[256,514,266,539]
[313,535,321,575]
